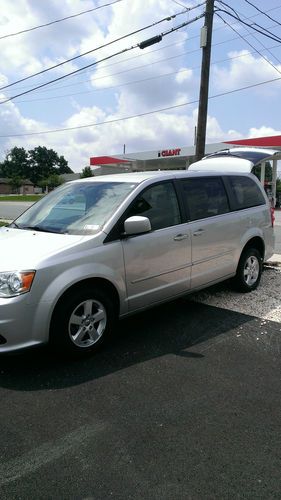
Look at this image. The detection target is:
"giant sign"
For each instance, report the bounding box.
[158,148,181,158]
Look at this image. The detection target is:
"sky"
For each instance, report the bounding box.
[0,0,281,172]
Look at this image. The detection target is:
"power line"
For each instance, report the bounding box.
[2,35,189,93]
[253,22,281,42]
[216,12,281,76]
[1,75,281,138]
[26,47,201,95]
[13,42,281,104]
[0,13,205,105]
[0,10,187,92]
[0,2,205,93]
[243,0,281,28]
[7,13,281,99]
[216,0,281,36]
[216,2,281,42]
[215,7,281,44]
[170,0,191,9]
[10,50,271,103]
[215,2,281,68]
[54,3,281,87]
[171,0,206,11]
[5,3,281,95]
[70,3,281,81]
[11,47,276,103]
[0,0,123,41]
[0,45,212,98]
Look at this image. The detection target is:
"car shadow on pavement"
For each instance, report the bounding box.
[0,299,259,391]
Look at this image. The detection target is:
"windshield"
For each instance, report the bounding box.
[12,180,137,235]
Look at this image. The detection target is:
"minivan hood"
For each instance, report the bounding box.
[0,227,88,270]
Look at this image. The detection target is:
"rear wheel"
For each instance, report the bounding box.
[50,286,116,355]
[232,248,262,292]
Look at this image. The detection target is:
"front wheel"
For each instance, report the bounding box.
[50,286,116,355]
[232,248,262,293]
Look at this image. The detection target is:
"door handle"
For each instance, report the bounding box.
[193,229,205,236]
[173,234,189,241]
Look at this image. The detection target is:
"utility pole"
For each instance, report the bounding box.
[195,0,214,161]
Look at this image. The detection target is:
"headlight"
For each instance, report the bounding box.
[0,271,35,298]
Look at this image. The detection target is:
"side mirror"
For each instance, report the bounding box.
[124,216,151,236]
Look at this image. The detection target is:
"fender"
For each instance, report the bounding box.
[30,249,127,343]
[237,227,264,262]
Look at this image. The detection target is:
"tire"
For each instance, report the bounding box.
[232,248,262,293]
[49,286,116,355]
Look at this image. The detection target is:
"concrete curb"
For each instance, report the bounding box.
[265,254,281,267]
[265,262,281,268]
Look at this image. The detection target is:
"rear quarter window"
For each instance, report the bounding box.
[228,176,265,210]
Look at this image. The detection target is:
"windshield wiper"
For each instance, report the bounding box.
[19,225,60,233]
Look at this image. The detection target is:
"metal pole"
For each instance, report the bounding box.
[260,161,266,187]
[272,159,277,207]
[195,0,214,162]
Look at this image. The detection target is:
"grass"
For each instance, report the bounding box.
[0,221,8,226]
[0,195,44,202]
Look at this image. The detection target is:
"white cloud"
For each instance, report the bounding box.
[1,93,280,172]
[213,50,281,93]
[175,68,193,84]
[0,0,103,78]
[248,126,281,138]
[0,0,280,173]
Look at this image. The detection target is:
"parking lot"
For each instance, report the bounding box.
[0,205,280,499]
[1,265,281,499]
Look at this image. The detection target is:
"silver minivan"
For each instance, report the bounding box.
[0,168,274,354]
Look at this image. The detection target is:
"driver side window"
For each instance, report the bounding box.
[127,182,181,230]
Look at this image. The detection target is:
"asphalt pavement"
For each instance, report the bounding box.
[0,298,280,499]
[0,203,281,499]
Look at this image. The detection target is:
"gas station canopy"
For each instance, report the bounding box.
[90,135,281,205]
[90,134,281,171]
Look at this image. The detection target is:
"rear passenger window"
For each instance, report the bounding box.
[181,177,229,221]
[229,176,265,209]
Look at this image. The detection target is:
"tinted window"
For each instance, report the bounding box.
[127,182,181,230]
[181,177,229,221]
[229,176,265,209]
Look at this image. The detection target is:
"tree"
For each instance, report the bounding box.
[56,156,71,174]
[9,175,23,194]
[0,147,30,179]
[38,174,63,192]
[80,166,93,178]
[0,146,73,186]
[252,161,272,182]
[28,146,72,185]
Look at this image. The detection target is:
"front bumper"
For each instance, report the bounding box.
[0,294,47,353]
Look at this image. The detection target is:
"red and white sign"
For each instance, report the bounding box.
[158,148,181,158]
